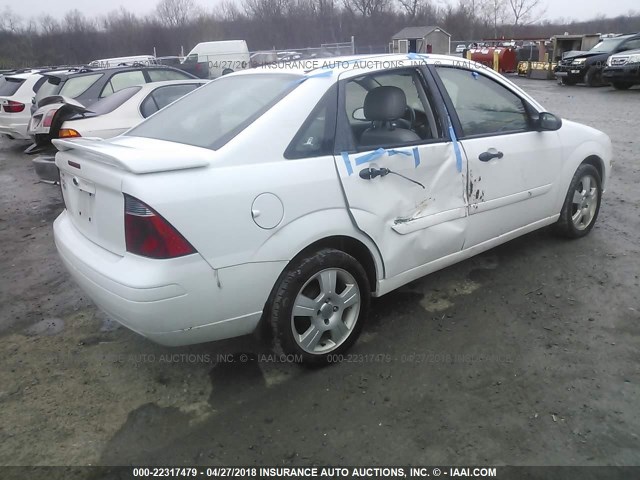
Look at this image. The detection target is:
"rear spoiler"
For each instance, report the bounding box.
[37,95,88,110]
[53,137,210,174]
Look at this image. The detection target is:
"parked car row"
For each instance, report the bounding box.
[32,79,208,182]
[0,62,207,183]
[554,32,640,89]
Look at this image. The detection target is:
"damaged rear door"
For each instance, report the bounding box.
[334,66,467,279]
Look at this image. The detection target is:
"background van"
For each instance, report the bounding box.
[183,40,250,78]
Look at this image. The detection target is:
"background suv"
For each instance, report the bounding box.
[31,65,196,114]
[602,49,640,89]
[555,33,640,86]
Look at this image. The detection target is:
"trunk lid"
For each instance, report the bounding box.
[55,136,212,255]
[29,96,91,137]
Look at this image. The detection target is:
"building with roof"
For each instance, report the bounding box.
[390,26,451,55]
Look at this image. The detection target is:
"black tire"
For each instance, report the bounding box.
[221,68,234,76]
[612,81,632,90]
[554,164,602,239]
[585,66,604,87]
[560,77,577,86]
[270,248,370,366]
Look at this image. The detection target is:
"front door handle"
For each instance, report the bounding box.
[479,150,504,162]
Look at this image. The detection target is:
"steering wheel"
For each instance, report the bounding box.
[395,105,416,130]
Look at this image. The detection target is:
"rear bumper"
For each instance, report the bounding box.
[0,122,30,140]
[54,211,284,346]
[32,154,59,184]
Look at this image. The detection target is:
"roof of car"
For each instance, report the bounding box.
[43,65,192,80]
[4,72,40,80]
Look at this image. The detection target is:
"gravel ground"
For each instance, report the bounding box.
[0,77,638,468]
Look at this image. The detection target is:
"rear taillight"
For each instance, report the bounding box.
[124,194,196,259]
[43,109,57,127]
[59,128,81,138]
[3,101,25,113]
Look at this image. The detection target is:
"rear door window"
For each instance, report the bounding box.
[101,71,146,98]
[0,77,25,96]
[285,86,337,159]
[59,73,103,99]
[139,83,202,118]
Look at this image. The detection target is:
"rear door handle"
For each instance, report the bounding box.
[479,150,504,162]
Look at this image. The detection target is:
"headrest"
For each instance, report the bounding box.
[363,86,407,121]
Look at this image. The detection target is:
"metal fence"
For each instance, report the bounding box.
[249,39,356,66]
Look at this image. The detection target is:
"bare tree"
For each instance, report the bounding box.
[242,0,290,18]
[156,0,198,27]
[508,0,545,26]
[397,0,421,19]
[219,0,244,21]
[39,14,60,35]
[482,0,508,37]
[1,7,23,33]
[343,0,391,17]
[63,9,95,33]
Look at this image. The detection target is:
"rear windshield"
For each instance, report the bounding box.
[128,73,301,150]
[59,73,103,99]
[0,77,25,96]
[34,77,62,105]
[89,86,142,115]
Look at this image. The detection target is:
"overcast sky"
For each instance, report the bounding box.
[8,0,640,23]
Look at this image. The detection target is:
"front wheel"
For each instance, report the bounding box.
[270,248,370,365]
[585,66,604,87]
[554,164,602,239]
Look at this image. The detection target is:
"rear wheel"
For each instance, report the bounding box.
[554,164,602,239]
[222,68,234,76]
[612,81,633,90]
[270,248,370,366]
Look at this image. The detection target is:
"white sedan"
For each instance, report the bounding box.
[30,79,209,141]
[30,79,207,183]
[52,54,612,364]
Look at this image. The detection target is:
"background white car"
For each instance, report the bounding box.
[0,71,47,140]
[31,79,208,182]
[31,79,208,141]
[52,55,612,364]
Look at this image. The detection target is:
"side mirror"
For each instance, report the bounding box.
[537,112,562,131]
[352,107,366,121]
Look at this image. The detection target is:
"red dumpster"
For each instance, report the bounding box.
[469,47,518,73]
